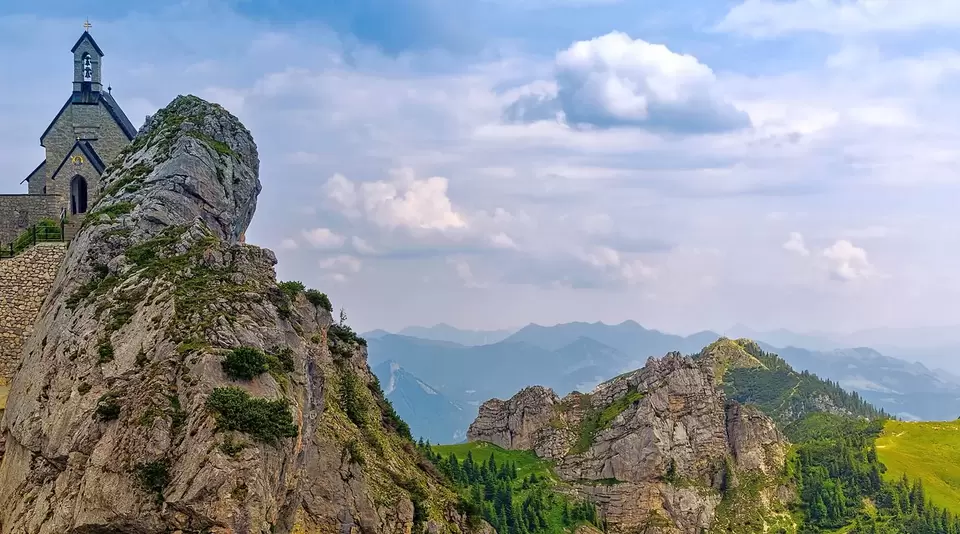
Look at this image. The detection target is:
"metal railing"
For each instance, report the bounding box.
[0,210,67,259]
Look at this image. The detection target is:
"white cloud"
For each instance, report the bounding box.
[324,169,468,233]
[718,0,960,37]
[323,173,360,219]
[279,238,299,250]
[576,246,656,286]
[822,240,875,281]
[504,31,750,133]
[301,227,345,249]
[319,254,363,274]
[783,232,810,256]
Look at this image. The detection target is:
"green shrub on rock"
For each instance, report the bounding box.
[206,386,298,443]
[221,347,269,380]
[94,392,122,421]
[304,289,332,312]
[134,460,171,504]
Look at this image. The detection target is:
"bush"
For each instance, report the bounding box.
[97,339,115,363]
[305,289,332,312]
[135,460,170,503]
[94,392,121,421]
[221,347,269,380]
[206,386,298,443]
[278,280,305,300]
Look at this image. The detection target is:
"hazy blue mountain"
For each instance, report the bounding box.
[503,320,719,358]
[362,329,391,340]
[364,320,960,442]
[371,361,472,443]
[372,323,515,346]
[763,343,960,421]
[724,324,839,351]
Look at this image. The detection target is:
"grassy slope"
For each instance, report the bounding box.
[432,442,590,533]
[875,419,960,514]
[433,441,561,483]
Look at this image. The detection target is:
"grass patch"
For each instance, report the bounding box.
[206,386,297,443]
[875,419,960,514]
[84,201,135,225]
[568,387,643,455]
[432,442,560,483]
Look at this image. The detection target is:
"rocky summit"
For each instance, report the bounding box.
[467,351,795,534]
[0,95,487,534]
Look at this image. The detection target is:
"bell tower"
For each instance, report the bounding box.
[72,20,103,95]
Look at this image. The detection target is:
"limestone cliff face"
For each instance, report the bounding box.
[468,352,794,534]
[0,95,484,534]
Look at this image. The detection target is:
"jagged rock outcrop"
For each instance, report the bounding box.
[0,95,486,534]
[468,351,795,534]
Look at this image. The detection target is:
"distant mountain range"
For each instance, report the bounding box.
[366,321,960,442]
[364,323,513,346]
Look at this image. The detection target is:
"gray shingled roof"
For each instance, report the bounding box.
[40,90,138,144]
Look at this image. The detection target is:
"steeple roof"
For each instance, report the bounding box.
[39,91,138,145]
[71,31,104,56]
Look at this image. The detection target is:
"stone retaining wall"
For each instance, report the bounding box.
[0,243,67,379]
[0,194,63,244]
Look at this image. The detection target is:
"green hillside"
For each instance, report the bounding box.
[424,441,601,534]
[876,420,960,515]
[700,338,883,435]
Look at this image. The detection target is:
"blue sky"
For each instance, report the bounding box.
[4,0,960,334]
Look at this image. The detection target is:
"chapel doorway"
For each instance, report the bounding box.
[70,175,88,214]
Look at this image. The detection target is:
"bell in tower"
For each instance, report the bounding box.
[71,20,104,96]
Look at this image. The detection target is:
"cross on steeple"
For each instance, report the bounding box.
[83,19,92,32]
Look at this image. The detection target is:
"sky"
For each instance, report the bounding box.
[3,0,960,334]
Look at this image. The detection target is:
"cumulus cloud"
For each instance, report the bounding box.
[783,232,810,256]
[822,240,875,281]
[301,228,345,249]
[278,238,299,250]
[718,0,960,37]
[504,32,751,134]
[324,169,467,233]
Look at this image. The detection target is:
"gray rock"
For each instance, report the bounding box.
[468,352,792,534]
[0,95,488,534]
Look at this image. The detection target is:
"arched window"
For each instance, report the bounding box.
[70,175,88,214]
[82,53,92,81]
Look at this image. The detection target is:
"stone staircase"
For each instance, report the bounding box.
[63,217,82,241]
